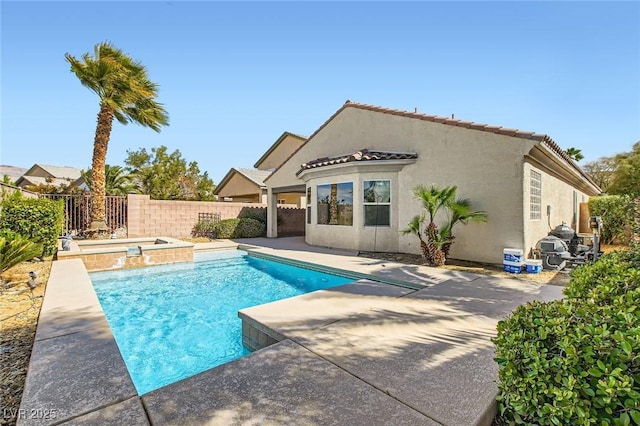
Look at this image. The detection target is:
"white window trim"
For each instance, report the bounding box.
[363,179,391,227]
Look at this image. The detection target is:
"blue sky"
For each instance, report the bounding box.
[2,1,639,184]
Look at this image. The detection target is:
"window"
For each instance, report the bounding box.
[530,170,542,220]
[317,182,353,225]
[363,180,391,226]
[306,187,311,224]
[277,199,286,205]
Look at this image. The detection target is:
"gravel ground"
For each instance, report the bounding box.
[0,260,51,426]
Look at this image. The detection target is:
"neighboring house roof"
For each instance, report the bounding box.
[264,100,599,190]
[213,167,273,195]
[254,131,307,170]
[15,175,76,187]
[15,163,85,189]
[23,164,83,180]
[297,149,418,176]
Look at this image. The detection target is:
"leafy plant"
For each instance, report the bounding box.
[0,230,43,273]
[214,218,265,239]
[191,219,218,239]
[402,184,486,266]
[589,195,634,244]
[494,245,640,425]
[0,198,64,256]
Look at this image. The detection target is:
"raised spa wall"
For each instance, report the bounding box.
[56,237,194,272]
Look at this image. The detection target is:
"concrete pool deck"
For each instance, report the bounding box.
[18,237,564,425]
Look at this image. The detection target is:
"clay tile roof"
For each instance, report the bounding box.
[297,149,418,175]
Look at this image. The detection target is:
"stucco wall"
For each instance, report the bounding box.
[268,107,549,263]
[216,173,262,201]
[257,134,305,170]
[522,163,591,257]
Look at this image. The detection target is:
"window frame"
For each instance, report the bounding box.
[530,170,542,220]
[363,179,391,227]
[316,182,354,226]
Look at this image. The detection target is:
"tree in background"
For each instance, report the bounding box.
[124,145,216,201]
[81,165,139,196]
[606,142,640,198]
[583,156,617,192]
[583,141,640,196]
[65,42,169,233]
[565,147,584,161]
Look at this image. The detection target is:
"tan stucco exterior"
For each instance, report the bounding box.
[215,172,265,203]
[255,132,307,171]
[266,104,600,264]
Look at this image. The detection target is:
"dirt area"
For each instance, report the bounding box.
[0,259,52,426]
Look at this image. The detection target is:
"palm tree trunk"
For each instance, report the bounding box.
[89,103,114,232]
[329,183,338,225]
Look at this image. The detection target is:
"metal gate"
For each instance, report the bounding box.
[42,194,127,235]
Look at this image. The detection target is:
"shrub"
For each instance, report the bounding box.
[214,218,265,238]
[494,245,640,425]
[0,230,43,273]
[0,197,64,256]
[589,195,634,244]
[564,248,640,303]
[191,219,218,239]
[237,207,267,224]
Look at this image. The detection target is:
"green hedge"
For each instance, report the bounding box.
[589,195,634,244]
[214,218,265,238]
[191,219,218,239]
[0,198,64,256]
[494,246,640,425]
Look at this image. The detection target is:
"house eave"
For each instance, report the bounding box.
[296,159,417,182]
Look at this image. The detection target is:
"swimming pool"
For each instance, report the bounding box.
[90,250,353,395]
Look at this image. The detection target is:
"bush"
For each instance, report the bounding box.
[494,245,640,425]
[237,207,267,224]
[0,197,64,256]
[214,218,265,238]
[0,230,44,273]
[589,195,634,244]
[191,219,218,239]
[564,248,640,303]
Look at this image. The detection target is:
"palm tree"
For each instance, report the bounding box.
[66,42,168,233]
[566,147,584,162]
[81,165,139,196]
[412,184,456,265]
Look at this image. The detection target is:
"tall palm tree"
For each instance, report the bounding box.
[81,165,139,196]
[66,42,168,233]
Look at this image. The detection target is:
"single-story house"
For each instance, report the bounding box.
[213,168,273,203]
[15,164,85,190]
[215,132,307,206]
[263,101,601,264]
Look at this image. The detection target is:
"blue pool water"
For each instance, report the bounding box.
[90,250,352,395]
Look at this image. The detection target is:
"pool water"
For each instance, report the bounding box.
[90,250,352,395]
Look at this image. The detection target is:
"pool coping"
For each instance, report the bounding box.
[18,239,564,425]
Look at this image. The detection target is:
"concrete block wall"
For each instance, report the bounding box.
[127,195,267,238]
[127,194,305,238]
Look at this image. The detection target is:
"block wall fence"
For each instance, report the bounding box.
[127,194,304,238]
